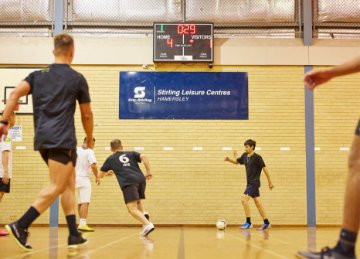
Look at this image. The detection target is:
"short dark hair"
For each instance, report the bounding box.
[110,139,122,150]
[244,139,256,149]
[53,33,74,56]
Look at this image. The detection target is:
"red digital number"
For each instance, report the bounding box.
[166,38,173,48]
[177,24,196,34]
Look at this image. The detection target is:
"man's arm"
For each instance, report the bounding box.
[263,167,274,190]
[224,150,239,164]
[91,163,100,185]
[97,170,113,178]
[140,154,152,180]
[1,151,10,184]
[79,103,94,148]
[304,56,360,90]
[0,81,30,138]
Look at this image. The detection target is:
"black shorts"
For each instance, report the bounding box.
[39,149,77,166]
[0,178,11,193]
[122,183,146,204]
[244,184,260,198]
[355,119,360,136]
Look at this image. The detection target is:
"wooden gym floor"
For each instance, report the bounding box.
[1,226,359,259]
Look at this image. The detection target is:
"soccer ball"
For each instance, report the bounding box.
[216,219,227,230]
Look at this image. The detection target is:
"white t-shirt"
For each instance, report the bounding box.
[0,136,12,178]
[75,147,97,187]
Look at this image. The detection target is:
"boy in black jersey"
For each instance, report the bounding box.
[99,139,154,236]
[0,34,93,251]
[225,139,273,230]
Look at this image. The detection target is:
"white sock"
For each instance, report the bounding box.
[79,218,87,226]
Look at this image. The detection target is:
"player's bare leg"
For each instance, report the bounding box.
[241,194,251,217]
[343,135,360,232]
[32,160,75,213]
[253,197,267,219]
[127,200,149,225]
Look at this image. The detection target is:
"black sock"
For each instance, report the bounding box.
[246,217,251,224]
[66,215,79,237]
[18,207,40,229]
[334,228,357,256]
[264,219,270,225]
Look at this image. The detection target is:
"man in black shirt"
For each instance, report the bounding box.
[0,33,94,251]
[225,139,273,230]
[99,139,154,236]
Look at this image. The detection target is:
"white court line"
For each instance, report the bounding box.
[78,233,138,257]
[227,232,289,259]
[6,231,137,259]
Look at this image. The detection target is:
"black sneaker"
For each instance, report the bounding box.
[5,222,32,251]
[296,246,356,259]
[68,234,88,249]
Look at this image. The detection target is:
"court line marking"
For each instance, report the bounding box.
[75,232,138,257]
[4,231,137,259]
[177,227,185,259]
[227,232,289,259]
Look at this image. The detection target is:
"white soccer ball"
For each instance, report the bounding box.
[216,219,227,230]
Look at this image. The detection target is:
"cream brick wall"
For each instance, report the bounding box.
[314,68,360,225]
[1,65,308,226]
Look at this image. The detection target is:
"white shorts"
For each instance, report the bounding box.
[76,185,92,204]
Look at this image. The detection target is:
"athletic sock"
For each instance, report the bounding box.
[246,217,251,224]
[334,228,357,257]
[18,206,40,229]
[79,218,87,226]
[264,219,270,225]
[66,215,79,237]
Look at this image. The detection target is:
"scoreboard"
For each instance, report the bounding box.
[153,23,213,62]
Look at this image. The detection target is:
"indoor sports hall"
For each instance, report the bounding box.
[1,1,360,259]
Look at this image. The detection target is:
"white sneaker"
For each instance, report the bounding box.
[139,223,155,236]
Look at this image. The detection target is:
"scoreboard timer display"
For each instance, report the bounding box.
[153,23,214,62]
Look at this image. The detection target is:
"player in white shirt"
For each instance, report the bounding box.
[0,110,16,236]
[75,137,99,232]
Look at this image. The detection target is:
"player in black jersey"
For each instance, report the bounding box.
[99,139,154,236]
[0,34,93,251]
[225,139,274,230]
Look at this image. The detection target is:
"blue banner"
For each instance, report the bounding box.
[119,72,248,120]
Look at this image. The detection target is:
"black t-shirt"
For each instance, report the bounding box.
[25,64,91,150]
[237,152,266,187]
[100,151,146,189]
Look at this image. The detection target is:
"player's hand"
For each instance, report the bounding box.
[0,123,8,141]
[105,170,114,176]
[146,173,152,180]
[304,69,333,90]
[86,136,94,149]
[269,183,274,190]
[2,173,9,184]
[96,177,100,185]
[224,157,230,161]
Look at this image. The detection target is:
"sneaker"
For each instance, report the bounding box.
[139,223,155,236]
[240,223,252,229]
[257,223,271,230]
[0,229,9,236]
[5,222,32,251]
[78,224,94,232]
[296,247,356,259]
[144,212,150,220]
[68,234,88,249]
